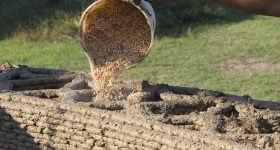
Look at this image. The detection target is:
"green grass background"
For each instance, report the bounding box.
[0,0,279,102]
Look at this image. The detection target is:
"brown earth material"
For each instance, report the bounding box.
[220,58,280,76]
[79,0,152,92]
[0,65,279,150]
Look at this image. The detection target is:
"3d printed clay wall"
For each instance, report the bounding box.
[0,65,279,150]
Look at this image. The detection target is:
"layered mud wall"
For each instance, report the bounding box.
[0,64,279,150]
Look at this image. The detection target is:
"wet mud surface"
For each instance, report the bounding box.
[0,64,279,150]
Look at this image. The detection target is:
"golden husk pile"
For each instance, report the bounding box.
[80,0,151,96]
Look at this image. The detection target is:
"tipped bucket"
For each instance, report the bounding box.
[79,0,156,74]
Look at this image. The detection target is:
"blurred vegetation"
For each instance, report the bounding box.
[0,0,251,40]
[152,0,252,37]
[0,0,280,101]
[0,0,87,40]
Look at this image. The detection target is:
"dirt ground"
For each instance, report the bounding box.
[220,58,280,76]
[0,64,279,150]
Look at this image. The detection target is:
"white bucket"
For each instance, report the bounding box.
[79,0,156,74]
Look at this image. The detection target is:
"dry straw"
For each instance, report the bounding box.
[80,0,153,95]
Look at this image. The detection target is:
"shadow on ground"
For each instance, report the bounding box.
[0,106,41,149]
[0,0,253,39]
[152,0,254,37]
[0,0,91,39]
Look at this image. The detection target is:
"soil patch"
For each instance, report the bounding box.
[220,58,280,76]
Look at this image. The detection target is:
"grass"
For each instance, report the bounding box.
[0,1,279,102]
[0,39,88,70]
[123,16,280,101]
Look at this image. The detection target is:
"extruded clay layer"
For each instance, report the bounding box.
[0,65,279,150]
